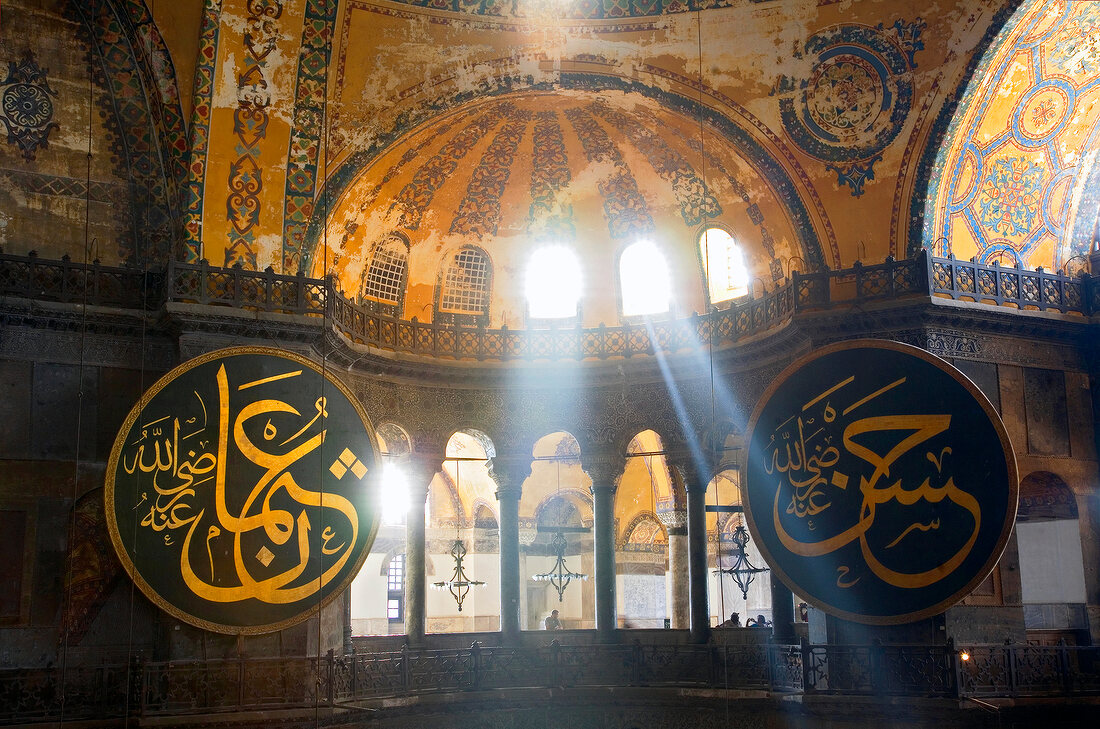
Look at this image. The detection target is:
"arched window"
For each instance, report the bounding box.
[700,227,749,304]
[619,240,670,316]
[526,245,582,320]
[387,554,405,622]
[437,246,492,325]
[360,233,409,315]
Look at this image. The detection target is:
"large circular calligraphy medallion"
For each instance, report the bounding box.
[743,340,1017,625]
[105,347,381,634]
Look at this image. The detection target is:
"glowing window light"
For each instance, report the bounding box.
[620,240,671,316]
[700,228,749,303]
[526,245,582,319]
[380,464,409,526]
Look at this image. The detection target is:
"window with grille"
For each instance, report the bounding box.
[438,247,491,323]
[387,554,405,622]
[361,235,408,315]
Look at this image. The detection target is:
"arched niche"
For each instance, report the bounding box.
[1015,471,1088,640]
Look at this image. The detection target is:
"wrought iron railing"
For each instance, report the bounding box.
[927,254,1087,313]
[957,644,1100,697]
[2,249,1095,361]
[0,251,159,309]
[2,642,1098,722]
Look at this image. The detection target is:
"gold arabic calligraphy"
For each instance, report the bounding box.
[122,364,363,604]
[764,375,981,590]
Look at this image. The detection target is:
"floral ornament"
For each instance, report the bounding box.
[0,50,60,162]
[776,20,925,197]
[977,156,1044,237]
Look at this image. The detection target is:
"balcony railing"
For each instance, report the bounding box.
[2,642,1097,722]
[2,250,1094,362]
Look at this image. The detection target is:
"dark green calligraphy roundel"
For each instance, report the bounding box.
[743,340,1018,625]
[105,347,381,634]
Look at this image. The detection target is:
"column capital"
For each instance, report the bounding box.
[666,452,715,495]
[399,452,443,500]
[580,451,627,491]
[488,455,530,499]
[656,508,687,531]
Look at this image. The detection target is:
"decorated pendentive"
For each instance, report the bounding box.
[105,347,381,634]
[776,20,925,197]
[742,340,1017,625]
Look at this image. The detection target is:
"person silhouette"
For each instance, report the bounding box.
[720,612,740,627]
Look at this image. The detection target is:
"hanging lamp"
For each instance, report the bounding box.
[431,461,485,611]
[531,456,587,601]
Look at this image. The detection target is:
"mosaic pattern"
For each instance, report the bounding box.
[592,102,721,226]
[183,0,223,260]
[118,0,189,199]
[392,106,507,230]
[303,78,830,275]
[676,131,782,278]
[977,156,1044,237]
[282,0,339,273]
[582,69,833,269]
[564,106,654,240]
[60,492,122,649]
[922,0,1100,270]
[382,0,738,20]
[226,0,283,268]
[0,51,59,161]
[646,104,783,275]
[356,112,471,216]
[1,169,122,202]
[528,111,574,241]
[778,20,924,197]
[450,109,531,238]
[71,0,185,264]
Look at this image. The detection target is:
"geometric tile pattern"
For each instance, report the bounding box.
[282,0,339,274]
[923,0,1100,270]
[1,169,122,202]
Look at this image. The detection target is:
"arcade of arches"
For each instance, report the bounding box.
[2,0,1100,725]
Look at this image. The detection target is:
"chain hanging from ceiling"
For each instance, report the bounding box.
[431,460,485,611]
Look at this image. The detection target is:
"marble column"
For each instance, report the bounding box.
[582,453,626,643]
[672,458,712,644]
[770,578,796,643]
[403,454,440,647]
[659,510,689,629]
[490,455,530,643]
